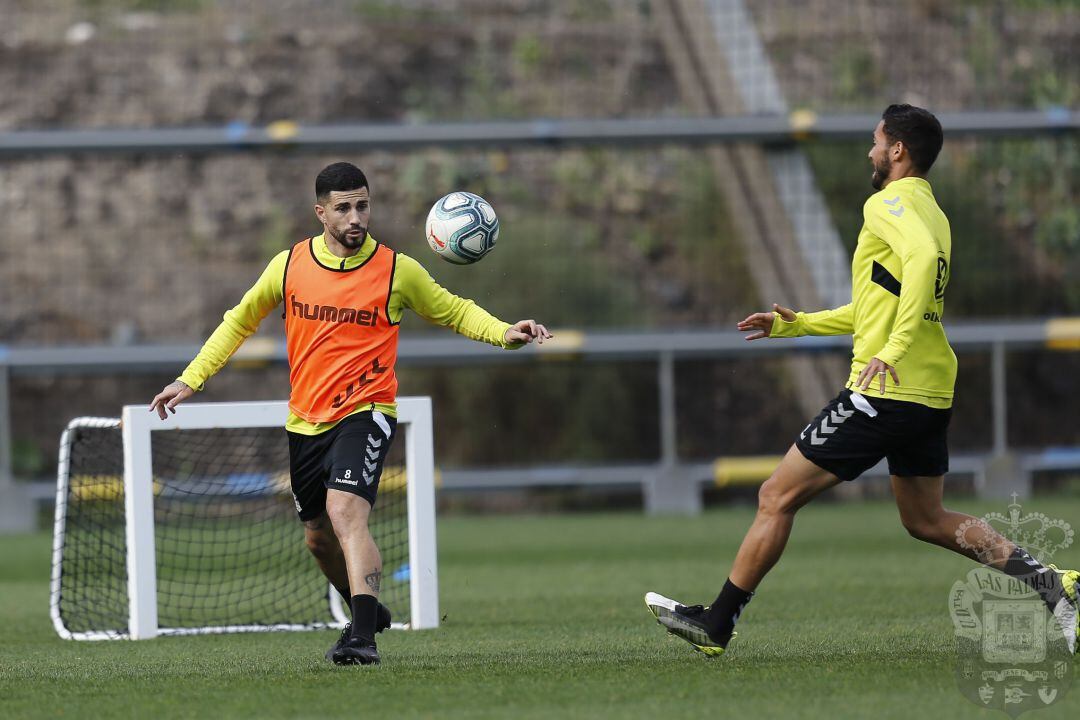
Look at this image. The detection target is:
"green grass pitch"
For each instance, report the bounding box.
[2,497,1078,719]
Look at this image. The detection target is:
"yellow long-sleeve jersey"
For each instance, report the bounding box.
[771,177,957,409]
[177,233,517,434]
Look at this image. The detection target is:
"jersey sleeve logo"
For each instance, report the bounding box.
[883,195,905,217]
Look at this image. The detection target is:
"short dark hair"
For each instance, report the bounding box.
[315,162,368,203]
[881,104,943,174]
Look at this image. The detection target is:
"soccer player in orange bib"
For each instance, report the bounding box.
[150,162,551,665]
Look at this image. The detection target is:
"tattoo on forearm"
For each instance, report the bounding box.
[364,570,381,593]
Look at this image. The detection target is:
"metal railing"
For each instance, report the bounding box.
[3,318,1078,516]
[1,110,1076,157]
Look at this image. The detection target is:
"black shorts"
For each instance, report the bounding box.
[794,389,951,482]
[287,410,397,521]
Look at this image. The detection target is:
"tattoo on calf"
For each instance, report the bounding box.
[364,570,381,593]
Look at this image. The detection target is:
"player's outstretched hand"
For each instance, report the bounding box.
[504,319,553,346]
[737,304,796,341]
[149,380,195,420]
[855,357,899,396]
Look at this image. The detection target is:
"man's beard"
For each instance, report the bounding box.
[334,226,367,249]
[871,155,891,190]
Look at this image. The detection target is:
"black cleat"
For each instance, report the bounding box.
[332,637,380,666]
[325,603,391,661]
[645,592,733,657]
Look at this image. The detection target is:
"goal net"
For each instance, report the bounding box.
[50,399,438,640]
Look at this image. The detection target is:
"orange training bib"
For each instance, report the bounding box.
[283,237,399,423]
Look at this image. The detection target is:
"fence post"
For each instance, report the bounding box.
[0,362,10,488]
[992,340,1007,456]
[0,361,35,532]
[644,351,701,514]
[981,341,1027,499]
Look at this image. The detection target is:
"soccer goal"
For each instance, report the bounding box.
[50,399,438,640]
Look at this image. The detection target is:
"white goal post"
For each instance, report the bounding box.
[50,398,439,640]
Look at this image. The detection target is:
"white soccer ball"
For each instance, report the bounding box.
[424,191,499,265]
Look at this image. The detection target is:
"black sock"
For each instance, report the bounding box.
[349,594,378,642]
[1000,546,1063,612]
[703,578,754,641]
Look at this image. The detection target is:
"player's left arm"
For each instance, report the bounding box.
[856,197,938,393]
[392,254,551,348]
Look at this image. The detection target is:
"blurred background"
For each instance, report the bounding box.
[1,0,1077,528]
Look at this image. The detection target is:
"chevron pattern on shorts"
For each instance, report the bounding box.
[801,402,855,446]
[363,434,382,484]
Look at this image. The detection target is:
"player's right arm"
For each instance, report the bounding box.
[737,303,854,340]
[149,250,289,419]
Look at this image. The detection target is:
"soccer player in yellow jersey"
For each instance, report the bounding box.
[150,162,551,665]
[646,105,1079,657]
